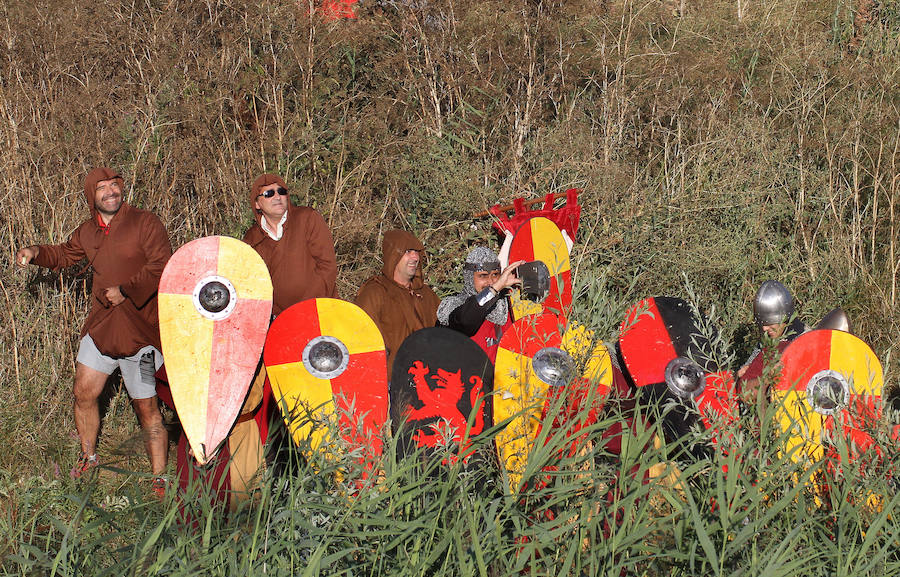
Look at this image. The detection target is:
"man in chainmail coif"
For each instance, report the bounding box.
[437,246,523,362]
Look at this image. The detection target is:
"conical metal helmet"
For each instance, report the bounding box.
[815,308,851,333]
[753,280,794,326]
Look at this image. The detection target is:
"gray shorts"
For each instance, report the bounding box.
[76,334,162,400]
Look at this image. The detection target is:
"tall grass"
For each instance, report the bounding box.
[4,370,898,575]
[2,0,899,574]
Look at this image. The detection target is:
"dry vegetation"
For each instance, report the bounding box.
[1,0,899,574]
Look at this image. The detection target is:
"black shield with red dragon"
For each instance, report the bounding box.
[390,327,494,466]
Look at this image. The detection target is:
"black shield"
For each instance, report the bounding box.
[390,327,494,464]
[618,296,721,459]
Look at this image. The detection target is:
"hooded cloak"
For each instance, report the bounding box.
[242,173,337,315]
[30,167,171,357]
[355,230,439,380]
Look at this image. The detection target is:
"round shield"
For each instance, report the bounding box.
[264,298,388,463]
[390,327,494,463]
[617,296,736,452]
[619,297,719,387]
[494,313,612,491]
[159,236,273,464]
[508,217,573,322]
[775,329,884,463]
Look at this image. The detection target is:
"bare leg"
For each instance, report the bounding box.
[73,362,109,456]
[133,396,168,475]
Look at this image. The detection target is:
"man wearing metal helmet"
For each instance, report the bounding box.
[437,246,524,362]
[737,280,809,385]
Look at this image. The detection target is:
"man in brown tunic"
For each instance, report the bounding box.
[355,229,440,381]
[242,173,338,315]
[240,173,338,480]
[15,167,172,484]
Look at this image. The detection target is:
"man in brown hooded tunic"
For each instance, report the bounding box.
[16,167,172,484]
[355,229,440,380]
[238,173,338,483]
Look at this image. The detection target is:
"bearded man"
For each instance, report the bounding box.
[437,246,522,362]
[16,167,171,490]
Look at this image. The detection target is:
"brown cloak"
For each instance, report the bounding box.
[355,229,439,380]
[30,167,171,357]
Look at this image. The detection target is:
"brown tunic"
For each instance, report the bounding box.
[355,230,439,380]
[31,170,171,358]
[242,203,338,316]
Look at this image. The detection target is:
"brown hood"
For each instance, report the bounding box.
[381,229,427,288]
[249,173,289,210]
[84,167,124,219]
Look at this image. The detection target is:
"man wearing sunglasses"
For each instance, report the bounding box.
[243,173,338,315]
[239,172,338,480]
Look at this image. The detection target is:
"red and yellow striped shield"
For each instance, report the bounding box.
[775,329,883,462]
[494,313,611,491]
[158,236,273,465]
[263,298,387,463]
[508,217,572,322]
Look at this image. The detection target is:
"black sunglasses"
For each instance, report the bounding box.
[258,187,288,199]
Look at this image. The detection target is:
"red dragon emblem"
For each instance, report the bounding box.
[405,361,486,457]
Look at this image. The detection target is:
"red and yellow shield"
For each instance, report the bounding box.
[508,217,573,322]
[775,329,883,462]
[158,236,273,464]
[494,313,612,491]
[264,298,387,463]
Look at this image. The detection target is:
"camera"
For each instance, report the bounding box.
[516,260,550,303]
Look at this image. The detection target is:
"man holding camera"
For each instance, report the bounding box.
[437,247,523,362]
